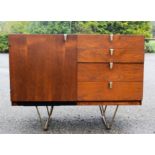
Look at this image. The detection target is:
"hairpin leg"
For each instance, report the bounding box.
[35,106,54,131]
[99,105,119,130]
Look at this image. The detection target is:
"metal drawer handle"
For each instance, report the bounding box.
[110,34,113,42]
[109,48,114,56]
[109,62,114,69]
[109,81,113,89]
[64,34,67,41]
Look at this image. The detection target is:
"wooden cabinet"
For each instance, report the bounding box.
[9,34,144,106]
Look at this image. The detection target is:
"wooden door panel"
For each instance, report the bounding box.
[78,82,143,101]
[62,35,77,100]
[9,35,77,102]
[78,63,144,82]
[9,35,28,101]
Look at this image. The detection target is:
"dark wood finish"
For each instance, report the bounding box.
[78,48,144,63]
[9,34,77,103]
[78,63,144,82]
[78,82,143,101]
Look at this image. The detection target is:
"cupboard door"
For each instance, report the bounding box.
[9,35,77,103]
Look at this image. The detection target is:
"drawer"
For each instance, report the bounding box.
[78,48,144,63]
[78,63,144,82]
[77,35,144,49]
[78,82,143,101]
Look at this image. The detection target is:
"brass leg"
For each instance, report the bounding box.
[99,105,119,130]
[44,106,54,131]
[35,106,54,131]
[46,106,50,117]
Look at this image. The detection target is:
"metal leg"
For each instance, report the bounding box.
[35,106,54,131]
[99,105,119,130]
[46,106,50,117]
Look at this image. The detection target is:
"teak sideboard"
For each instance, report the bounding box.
[9,34,144,130]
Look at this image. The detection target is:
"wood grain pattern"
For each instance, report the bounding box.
[62,35,77,100]
[77,35,144,49]
[78,63,144,82]
[9,34,77,103]
[78,82,143,101]
[77,35,144,105]
[77,101,141,105]
[9,34,144,106]
[78,48,144,62]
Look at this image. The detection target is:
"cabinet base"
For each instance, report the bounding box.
[35,106,54,131]
[11,101,142,106]
[99,105,119,129]
[34,105,120,131]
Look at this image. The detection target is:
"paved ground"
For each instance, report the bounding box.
[0,53,155,134]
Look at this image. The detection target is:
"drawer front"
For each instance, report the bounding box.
[78,35,144,49]
[78,63,144,82]
[78,48,144,63]
[78,82,143,101]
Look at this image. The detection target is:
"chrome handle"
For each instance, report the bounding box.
[109,62,113,69]
[109,48,114,56]
[110,34,113,42]
[109,81,113,89]
[64,34,67,41]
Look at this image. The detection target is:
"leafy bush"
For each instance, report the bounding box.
[145,40,155,53]
[0,21,153,53]
[28,21,71,34]
[0,33,8,53]
[71,21,152,37]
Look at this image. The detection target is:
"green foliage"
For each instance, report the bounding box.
[145,40,155,53]
[9,21,30,33]
[0,21,30,34]
[72,21,152,37]
[0,33,8,53]
[0,21,153,53]
[28,21,71,34]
